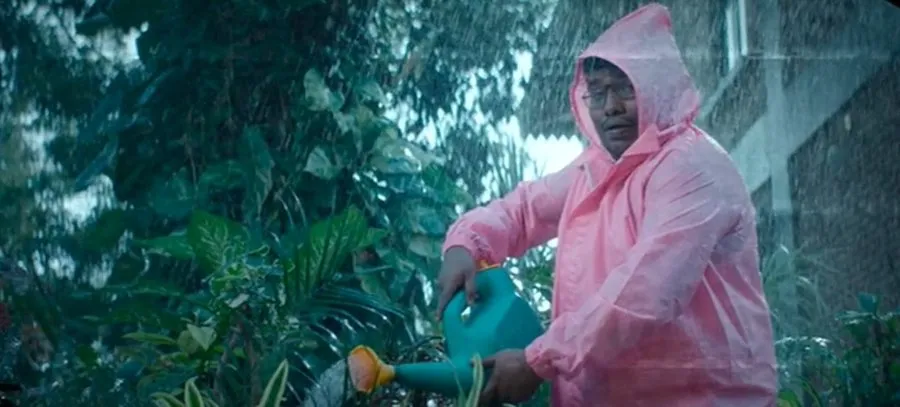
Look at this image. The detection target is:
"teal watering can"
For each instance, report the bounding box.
[347,262,544,396]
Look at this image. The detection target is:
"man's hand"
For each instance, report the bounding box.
[477,349,543,406]
[435,246,478,320]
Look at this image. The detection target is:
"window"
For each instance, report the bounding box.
[723,0,748,72]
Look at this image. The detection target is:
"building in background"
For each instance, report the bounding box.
[519,0,900,312]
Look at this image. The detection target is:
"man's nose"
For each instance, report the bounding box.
[603,93,626,116]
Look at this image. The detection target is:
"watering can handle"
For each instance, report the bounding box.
[476,260,501,272]
[444,260,501,323]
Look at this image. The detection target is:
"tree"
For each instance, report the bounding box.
[3,0,553,405]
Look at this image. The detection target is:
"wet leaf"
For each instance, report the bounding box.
[187,324,216,351]
[75,345,99,368]
[199,160,244,192]
[74,137,119,192]
[354,78,385,104]
[283,205,374,301]
[177,330,200,355]
[776,390,802,407]
[240,126,275,220]
[303,69,343,112]
[408,234,442,259]
[256,360,290,407]
[304,146,341,180]
[135,232,195,260]
[228,293,250,309]
[151,392,186,407]
[80,208,128,252]
[399,202,446,235]
[368,134,439,175]
[184,377,204,407]
[123,331,178,347]
[356,271,391,301]
[149,170,197,221]
[186,211,251,274]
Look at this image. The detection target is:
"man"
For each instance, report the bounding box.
[435,4,777,407]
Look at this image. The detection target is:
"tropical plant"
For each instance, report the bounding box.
[2,0,556,406]
[760,244,837,339]
[776,293,900,407]
[151,359,289,407]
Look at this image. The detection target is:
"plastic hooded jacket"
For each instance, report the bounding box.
[441,4,778,406]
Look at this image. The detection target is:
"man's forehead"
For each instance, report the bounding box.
[584,66,630,86]
[583,58,628,81]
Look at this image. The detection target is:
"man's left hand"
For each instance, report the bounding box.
[477,349,543,406]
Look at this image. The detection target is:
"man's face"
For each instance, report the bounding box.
[583,63,638,160]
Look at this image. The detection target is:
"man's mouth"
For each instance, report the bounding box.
[603,120,632,130]
[603,123,634,138]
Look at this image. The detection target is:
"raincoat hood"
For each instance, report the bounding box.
[571,3,700,158]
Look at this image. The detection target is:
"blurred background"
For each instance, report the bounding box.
[1,0,898,405]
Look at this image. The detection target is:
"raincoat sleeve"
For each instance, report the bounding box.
[525,149,748,380]
[441,157,581,264]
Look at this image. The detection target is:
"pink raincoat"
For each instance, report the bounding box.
[442,4,777,406]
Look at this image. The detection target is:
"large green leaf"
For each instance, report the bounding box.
[151,392,186,407]
[106,250,148,285]
[149,169,197,221]
[177,329,201,355]
[303,146,341,180]
[398,201,447,235]
[183,377,205,407]
[186,211,252,274]
[240,126,275,220]
[303,69,344,112]
[199,160,244,192]
[123,332,178,347]
[407,234,442,259]
[353,78,385,104]
[256,360,289,407]
[354,264,392,302]
[186,324,217,351]
[80,208,128,252]
[421,165,474,206]
[135,232,195,260]
[283,205,385,301]
[368,133,440,175]
[74,136,120,192]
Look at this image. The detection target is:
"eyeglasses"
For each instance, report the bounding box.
[582,84,636,109]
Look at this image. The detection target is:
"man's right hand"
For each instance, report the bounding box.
[435,246,479,320]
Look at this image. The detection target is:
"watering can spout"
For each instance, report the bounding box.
[347,345,473,396]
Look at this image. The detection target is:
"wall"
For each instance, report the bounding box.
[751,180,776,262]
[702,0,900,316]
[788,57,900,311]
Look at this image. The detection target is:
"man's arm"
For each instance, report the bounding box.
[442,155,582,264]
[524,147,749,380]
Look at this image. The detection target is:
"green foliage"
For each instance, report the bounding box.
[776,293,900,406]
[761,245,836,338]
[150,360,289,407]
[3,0,552,405]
